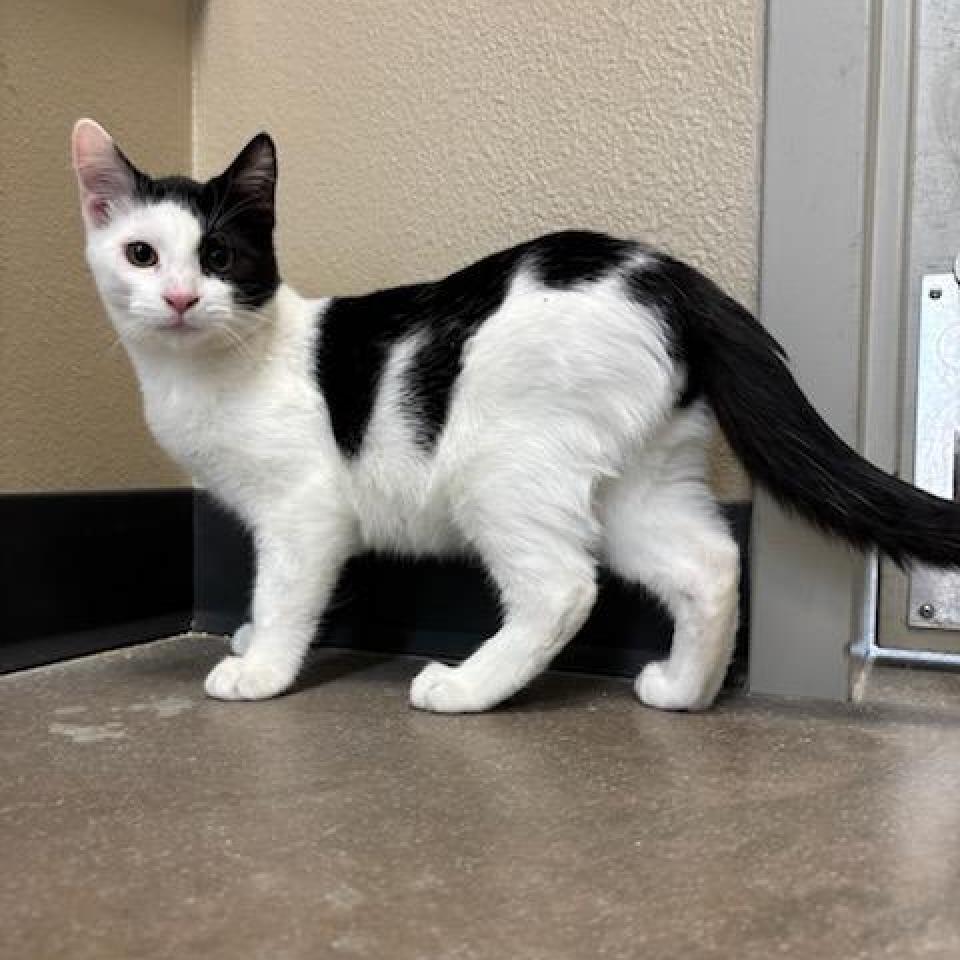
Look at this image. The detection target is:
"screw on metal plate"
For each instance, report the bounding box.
[917,603,936,620]
[929,287,943,299]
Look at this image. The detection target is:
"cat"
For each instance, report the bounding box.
[71,118,960,712]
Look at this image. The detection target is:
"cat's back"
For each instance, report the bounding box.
[314,232,682,552]
[315,231,658,456]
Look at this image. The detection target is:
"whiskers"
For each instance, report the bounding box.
[101,299,153,356]
[104,332,127,357]
[205,303,268,362]
[108,295,271,365]
[210,317,255,361]
[127,296,170,327]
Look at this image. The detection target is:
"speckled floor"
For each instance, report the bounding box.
[2,636,959,960]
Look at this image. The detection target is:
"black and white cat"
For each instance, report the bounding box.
[72,118,960,712]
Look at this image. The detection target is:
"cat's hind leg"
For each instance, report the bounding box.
[603,421,740,711]
[410,544,597,713]
[410,474,599,713]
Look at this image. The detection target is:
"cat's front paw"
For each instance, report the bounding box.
[229,623,254,656]
[410,662,491,713]
[635,660,715,712]
[204,655,294,701]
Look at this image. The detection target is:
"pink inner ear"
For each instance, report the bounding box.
[72,120,135,228]
[84,195,111,227]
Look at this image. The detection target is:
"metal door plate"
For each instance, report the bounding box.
[907,273,960,628]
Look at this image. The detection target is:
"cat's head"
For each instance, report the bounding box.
[71,118,279,351]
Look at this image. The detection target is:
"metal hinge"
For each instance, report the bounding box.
[907,269,960,628]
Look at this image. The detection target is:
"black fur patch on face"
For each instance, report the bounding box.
[316,230,637,456]
[123,136,280,309]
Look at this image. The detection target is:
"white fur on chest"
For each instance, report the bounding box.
[150,372,324,497]
[131,289,340,524]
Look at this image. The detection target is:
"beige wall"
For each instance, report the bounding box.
[2,0,760,496]
[194,0,760,499]
[0,0,190,491]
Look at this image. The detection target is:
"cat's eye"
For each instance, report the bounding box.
[125,242,158,268]
[202,236,234,273]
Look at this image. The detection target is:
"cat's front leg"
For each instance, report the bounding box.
[229,622,254,656]
[205,501,353,701]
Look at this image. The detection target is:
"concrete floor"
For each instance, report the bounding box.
[2,637,959,960]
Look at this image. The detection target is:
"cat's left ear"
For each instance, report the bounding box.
[214,133,277,217]
[71,118,138,228]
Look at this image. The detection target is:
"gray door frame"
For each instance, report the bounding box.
[874,0,960,662]
[750,0,910,699]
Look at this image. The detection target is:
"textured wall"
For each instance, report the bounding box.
[0,0,190,491]
[194,0,762,500]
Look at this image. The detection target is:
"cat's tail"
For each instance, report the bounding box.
[630,255,960,568]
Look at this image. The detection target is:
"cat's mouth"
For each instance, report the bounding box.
[160,317,202,334]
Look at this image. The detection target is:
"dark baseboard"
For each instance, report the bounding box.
[2,487,749,680]
[0,490,193,673]
[195,493,751,681]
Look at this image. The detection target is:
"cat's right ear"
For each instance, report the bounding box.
[71,119,137,228]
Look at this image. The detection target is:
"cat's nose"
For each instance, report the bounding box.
[163,291,200,315]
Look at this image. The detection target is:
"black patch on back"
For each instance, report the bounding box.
[315,283,432,455]
[627,254,701,407]
[316,231,637,456]
[128,169,280,309]
[625,252,764,409]
[533,230,637,288]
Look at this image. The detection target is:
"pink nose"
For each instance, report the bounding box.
[163,291,200,315]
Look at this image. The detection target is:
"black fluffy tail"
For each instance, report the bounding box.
[630,255,960,568]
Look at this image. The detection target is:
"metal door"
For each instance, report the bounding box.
[877,0,960,658]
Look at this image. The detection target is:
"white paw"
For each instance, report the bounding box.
[410,662,492,713]
[204,655,294,701]
[230,623,254,656]
[635,660,716,712]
